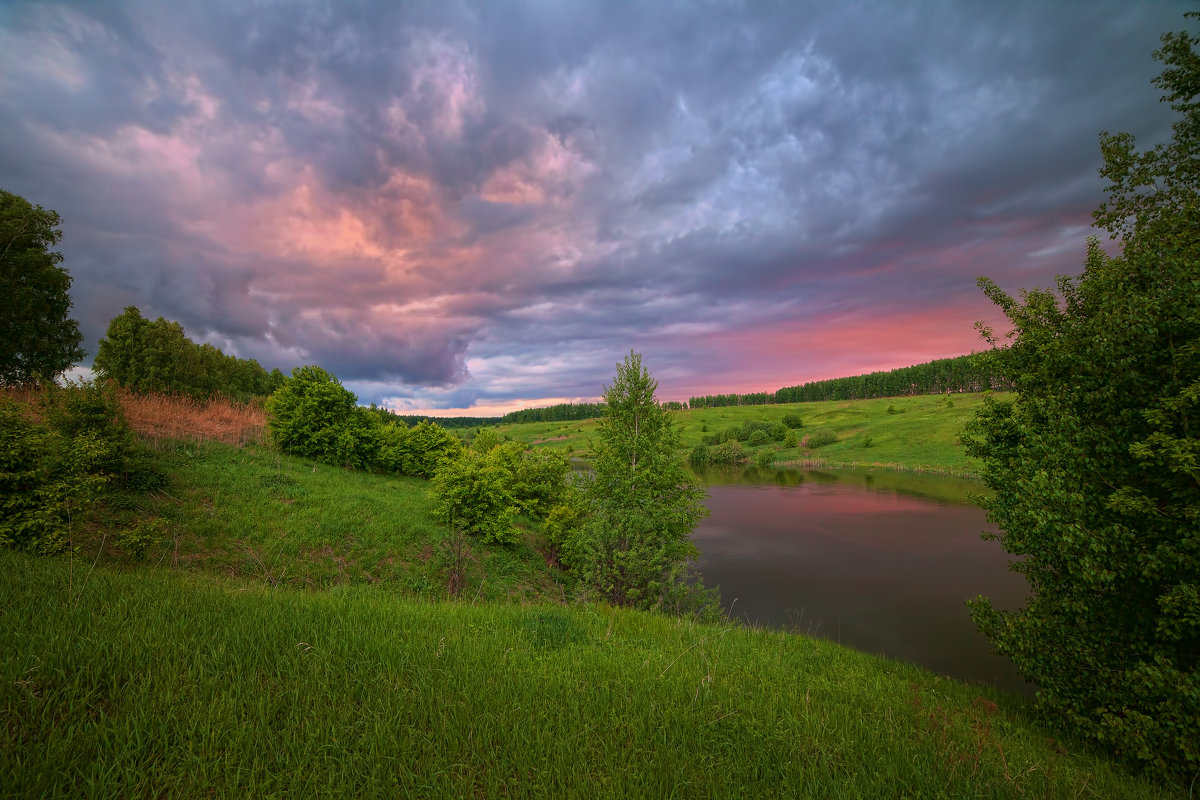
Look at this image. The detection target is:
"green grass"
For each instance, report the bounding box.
[0,550,1176,799]
[493,393,999,475]
[89,439,562,603]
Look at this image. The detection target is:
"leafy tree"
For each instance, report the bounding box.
[963,17,1199,780]
[265,366,375,467]
[566,351,709,609]
[400,419,463,478]
[0,190,84,384]
[94,306,280,401]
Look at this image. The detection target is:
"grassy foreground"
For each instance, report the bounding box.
[492,393,999,475]
[0,551,1174,799]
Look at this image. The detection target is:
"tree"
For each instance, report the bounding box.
[566,351,709,609]
[963,16,1199,780]
[265,366,375,467]
[0,190,84,384]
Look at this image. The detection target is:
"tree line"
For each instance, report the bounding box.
[93,306,285,401]
[499,401,607,424]
[688,353,1010,409]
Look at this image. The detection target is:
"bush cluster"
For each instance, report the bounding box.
[803,427,837,448]
[430,437,570,545]
[701,420,789,447]
[1,382,163,554]
[265,366,462,476]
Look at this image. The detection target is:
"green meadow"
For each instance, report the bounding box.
[492,392,997,475]
[0,549,1175,799]
[83,439,561,602]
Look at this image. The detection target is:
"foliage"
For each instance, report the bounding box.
[782,428,799,449]
[500,401,607,425]
[566,352,709,609]
[804,428,837,449]
[400,419,463,479]
[431,446,519,545]
[505,446,570,519]
[688,445,710,467]
[782,413,804,429]
[266,366,375,468]
[0,382,153,553]
[94,307,284,401]
[0,189,84,384]
[861,433,874,448]
[747,429,769,447]
[689,353,1008,408]
[709,440,747,465]
[964,17,1200,781]
[755,447,777,468]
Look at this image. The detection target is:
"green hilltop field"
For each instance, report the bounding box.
[490,392,998,476]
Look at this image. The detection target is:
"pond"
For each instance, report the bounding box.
[690,466,1032,694]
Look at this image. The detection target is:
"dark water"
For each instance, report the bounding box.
[691,467,1032,694]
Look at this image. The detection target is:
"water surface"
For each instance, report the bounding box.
[691,467,1031,693]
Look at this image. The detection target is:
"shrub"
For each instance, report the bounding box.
[708,439,747,465]
[804,427,837,448]
[430,447,518,545]
[747,429,769,447]
[688,445,709,466]
[770,421,789,441]
[862,433,874,448]
[782,413,804,428]
[782,429,798,449]
[507,446,570,519]
[886,404,901,415]
[402,420,464,478]
[755,447,776,467]
[266,366,374,468]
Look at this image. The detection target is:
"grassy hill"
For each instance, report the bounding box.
[0,550,1174,799]
[491,392,998,475]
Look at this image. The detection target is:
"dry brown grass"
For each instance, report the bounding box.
[119,391,266,447]
[2,385,267,447]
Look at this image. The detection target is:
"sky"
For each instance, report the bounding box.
[0,1,1189,415]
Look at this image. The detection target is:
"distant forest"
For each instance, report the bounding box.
[499,402,607,425]
[688,353,1008,408]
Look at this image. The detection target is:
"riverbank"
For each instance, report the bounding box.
[493,392,1001,476]
[0,549,1174,799]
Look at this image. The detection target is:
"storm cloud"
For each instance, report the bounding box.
[0,1,1187,412]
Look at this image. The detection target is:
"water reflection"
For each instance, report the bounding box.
[691,467,1031,694]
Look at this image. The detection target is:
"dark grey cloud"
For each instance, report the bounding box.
[0,0,1191,408]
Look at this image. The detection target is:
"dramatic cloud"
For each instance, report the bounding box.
[0,1,1188,412]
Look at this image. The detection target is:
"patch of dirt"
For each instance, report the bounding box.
[531,435,570,444]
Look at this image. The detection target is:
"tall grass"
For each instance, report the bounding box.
[117,390,266,447]
[1,385,266,447]
[0,551,1175,799]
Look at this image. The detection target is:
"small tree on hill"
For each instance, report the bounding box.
[0,190,84,384]
[566,351,709,609]
[963,15,1199,780]
[265,366,374,467]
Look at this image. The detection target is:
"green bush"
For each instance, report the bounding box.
[688,445,709,466]
[804,428,837,448]
[782,413,804,428]
[755,447,776,467]
[401,420,464,479]
[782,429,798,449]
[770,421,789,441]
[862,433,874,448]
[266,366,375,468]
[747,429,769,447]
[708,440,747,465]
[1,384,145,554]
[431,447,518,545]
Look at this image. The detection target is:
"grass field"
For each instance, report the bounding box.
[491,392,999,475]
[80,439,563,603]
[0,549,1176,799]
